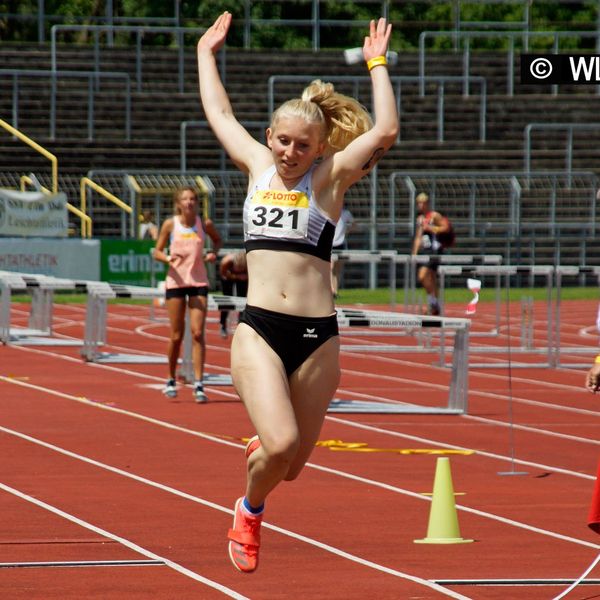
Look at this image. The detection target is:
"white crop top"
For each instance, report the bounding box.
[243,165,336,261]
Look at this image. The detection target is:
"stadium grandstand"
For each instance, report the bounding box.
[2,5,600,599]
[1,0,600,284]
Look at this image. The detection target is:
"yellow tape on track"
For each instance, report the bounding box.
[316,439,474,455]
[241,437,474,456]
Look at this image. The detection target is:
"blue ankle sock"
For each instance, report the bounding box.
[242,496,264,515]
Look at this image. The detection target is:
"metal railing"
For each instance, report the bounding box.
[80,177,133,239]
[5,0,596,49]
[0,68,131,141]
[180,120,270,173]
[389,170,598,240]
[50,24,222,94]
[268,74,487,143]
[524,122,600,186]
[419,30,600,97]
[0,118,58,193]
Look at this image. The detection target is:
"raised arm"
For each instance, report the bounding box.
[328,18,399,190]
[197,12,268,174]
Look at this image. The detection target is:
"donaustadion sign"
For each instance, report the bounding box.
[0,189,68,237]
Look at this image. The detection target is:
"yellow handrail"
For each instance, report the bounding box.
[81,177,133,237]
[195,175,210,222]
[20,175,92,239]
[0,118,58,193]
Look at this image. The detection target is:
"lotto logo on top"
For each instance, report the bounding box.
[252,190,309,207]
[521,54,600,84]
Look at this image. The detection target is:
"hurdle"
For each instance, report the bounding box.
[332,249,398,307]
[82,283,246,362]
[2,269,471,414]
[335,307,471,414]
[437,264,555,368]
[403,254,504,314]
[0,268,240,387]
[0,269,91,346]
[84,286,472,413]
[553,265,600,368]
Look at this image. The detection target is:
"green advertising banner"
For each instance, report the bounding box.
[100,239,166,286]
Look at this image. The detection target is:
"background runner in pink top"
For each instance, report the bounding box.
[154,186,222,403]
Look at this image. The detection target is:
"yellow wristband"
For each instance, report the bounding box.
[595,354,600,364]
[367,55,387,71]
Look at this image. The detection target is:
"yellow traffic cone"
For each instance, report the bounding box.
[414,457,474,544]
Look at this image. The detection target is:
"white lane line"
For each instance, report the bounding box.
[464,414,600,446]
[0,376,242,447]
[1,377,599,553]
[6,342,600,463]
[0,426,470,599]
[0,481,249,600]
[2,345,598,473]
[5,345,238,400]
[306,461,600,551]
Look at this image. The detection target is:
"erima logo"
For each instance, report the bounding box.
[303,327,318,338]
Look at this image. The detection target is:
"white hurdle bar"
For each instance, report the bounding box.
[333,249,397,306]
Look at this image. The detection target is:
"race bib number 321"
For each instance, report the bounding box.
[247,190,310,239]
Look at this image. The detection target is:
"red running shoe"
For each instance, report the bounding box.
[227,497,262,573]
[245,435,261,458]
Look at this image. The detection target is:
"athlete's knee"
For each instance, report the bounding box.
[191,328,205,344]
[170,330,184,345]
[263,433,300,467]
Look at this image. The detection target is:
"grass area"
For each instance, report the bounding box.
[11,286,599,305]
[338,286,599,304]
[11,293,152,305]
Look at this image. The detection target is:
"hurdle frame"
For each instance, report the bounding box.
[553,265,600,368]
[336,307,471,414]
[437,264,555,368]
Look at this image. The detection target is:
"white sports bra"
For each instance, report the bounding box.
[243,165,335,261]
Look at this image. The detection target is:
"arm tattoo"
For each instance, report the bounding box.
[361,147,385,171]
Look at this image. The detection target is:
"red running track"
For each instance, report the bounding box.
[0,299,599,599]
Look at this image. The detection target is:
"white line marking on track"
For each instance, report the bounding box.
[1,377,599,551]
[0,481,249,600]
[0,426,471,599]
[4,345,599,467]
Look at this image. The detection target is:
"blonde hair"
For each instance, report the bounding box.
[271,80,373,154]
[173,186,198,215]
[416,192,429,203]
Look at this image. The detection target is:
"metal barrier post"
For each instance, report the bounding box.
[82,293,107,361]
[0,281,10,344]
[28,288,53,334]
[448,325,470,413]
